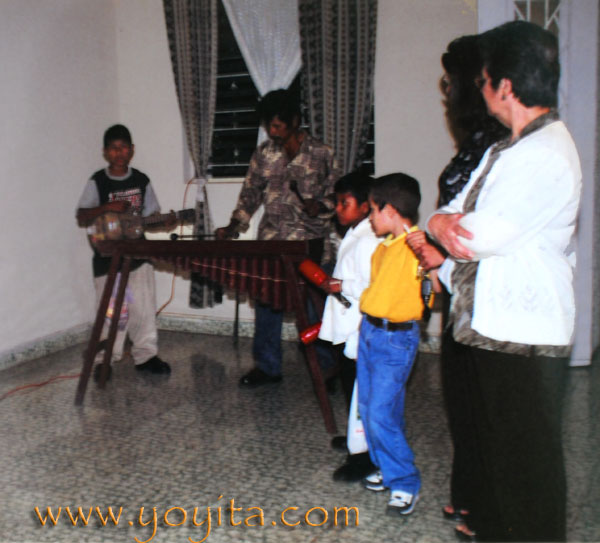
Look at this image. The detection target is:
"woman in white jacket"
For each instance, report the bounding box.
[428,21,581,543]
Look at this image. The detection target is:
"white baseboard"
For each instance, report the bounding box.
[0,316,442,371]
[0,324,92,372]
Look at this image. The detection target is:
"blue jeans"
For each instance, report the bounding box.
[253,298,336,377]
[253,304,284,377]
[356,317,420,495]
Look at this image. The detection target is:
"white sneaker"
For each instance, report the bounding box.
[362,470,387,492]
[386,490,419,516]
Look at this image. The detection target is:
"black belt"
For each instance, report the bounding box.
[365,315,414,331]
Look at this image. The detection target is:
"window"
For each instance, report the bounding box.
[362,108,375,175]
[209,1,259,178]
[209,0,374,178]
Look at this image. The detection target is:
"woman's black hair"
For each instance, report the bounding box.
[441,34,507,146]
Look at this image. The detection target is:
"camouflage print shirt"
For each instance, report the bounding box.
[231,133,342,241]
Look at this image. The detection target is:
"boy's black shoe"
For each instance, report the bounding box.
[330,435,348,452]
[93,363,112,383]
[135,356,171,374]
[333,452,376,482]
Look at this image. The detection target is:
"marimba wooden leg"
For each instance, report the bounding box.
[97,257,132,388]
[303,342,337,434]
[74,254,130,405]
[282,257,337,434]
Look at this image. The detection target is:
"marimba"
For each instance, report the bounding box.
[74,238,337,433]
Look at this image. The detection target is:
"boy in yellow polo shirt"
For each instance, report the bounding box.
[357,173,437,517]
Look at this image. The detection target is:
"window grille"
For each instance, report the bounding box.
[513,0,561,35]
[209,0,260,178]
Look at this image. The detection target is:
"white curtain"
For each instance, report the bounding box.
[221,0,302,144]
[221,0,301,96]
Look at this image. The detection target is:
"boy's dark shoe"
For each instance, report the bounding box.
[330,435,348,452]
[93,363,112,383]
[239,368,282,387]
[333,452,376,482]
[135,356,171,374]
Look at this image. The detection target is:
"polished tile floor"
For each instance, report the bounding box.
[1,331,599,543]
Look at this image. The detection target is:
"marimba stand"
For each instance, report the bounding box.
[74,239,337,434]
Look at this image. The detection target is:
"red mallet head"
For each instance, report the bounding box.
[300,322,321,344]
[298,259,328,286]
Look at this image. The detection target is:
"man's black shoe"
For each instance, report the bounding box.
[333,452,376,482]
[93,363,112,383]
[239,368,282,388]
[135,356,171,374]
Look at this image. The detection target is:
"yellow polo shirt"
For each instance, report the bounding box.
[359,230,424,323]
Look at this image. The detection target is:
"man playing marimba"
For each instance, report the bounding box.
[216,88,342,388]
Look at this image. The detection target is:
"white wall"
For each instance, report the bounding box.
[375,0,477,222]
[0,0,118,359]
[0,0,480,361]
[561,1,600,365]
[375,0,476,338]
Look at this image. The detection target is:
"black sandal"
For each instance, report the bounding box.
[443,505,469,522]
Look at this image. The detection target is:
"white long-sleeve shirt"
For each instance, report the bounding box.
[431,119,581,347]
[318,218,381,359]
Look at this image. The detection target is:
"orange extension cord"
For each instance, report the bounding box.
[0,373,81,402]
[155,176,196,316]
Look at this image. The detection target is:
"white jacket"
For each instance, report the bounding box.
[433,120,581,346]
[318,218,381,358]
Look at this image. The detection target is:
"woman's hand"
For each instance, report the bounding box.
[406,230,427,251]
[415,243,446,270]
[428,213,474,261]
[407,231,446,270]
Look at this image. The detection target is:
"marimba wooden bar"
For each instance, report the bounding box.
[74,239,337,433]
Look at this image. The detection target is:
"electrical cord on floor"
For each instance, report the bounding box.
[0,373,81,402]
[156,176,196,317]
